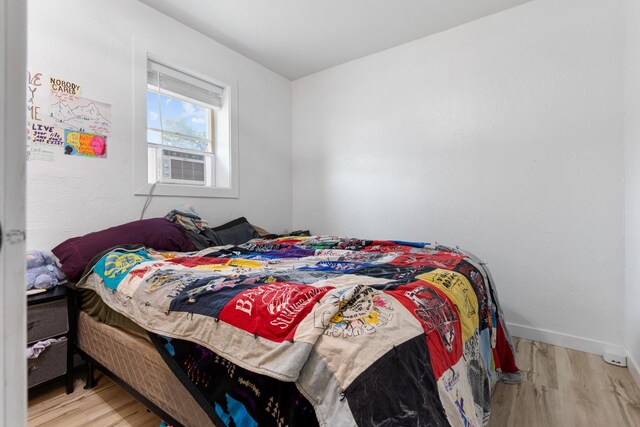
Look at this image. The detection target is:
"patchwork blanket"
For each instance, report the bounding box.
[149,333,320,427]
[77,236,520,427]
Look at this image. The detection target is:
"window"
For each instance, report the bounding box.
[133,42,238,199]
[146,59,223,187]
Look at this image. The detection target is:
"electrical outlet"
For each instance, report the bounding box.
[603,351,627,367]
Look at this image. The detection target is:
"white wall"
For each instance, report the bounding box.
[27,0,292,250]
[624,0,640,383]
[292,0,626,352]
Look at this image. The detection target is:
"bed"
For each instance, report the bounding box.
[70,234,520,427]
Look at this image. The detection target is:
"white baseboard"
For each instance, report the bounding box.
[628,353,640,388]
[506,322,626,357]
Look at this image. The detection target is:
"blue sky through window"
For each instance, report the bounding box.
[147,90,211,152]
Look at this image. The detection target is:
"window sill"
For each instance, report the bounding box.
[134,182,238,199]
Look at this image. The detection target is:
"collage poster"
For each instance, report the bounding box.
[27,71,110,160]
[63,130,107,158]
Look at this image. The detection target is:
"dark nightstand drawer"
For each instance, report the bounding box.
[27,299,68,344]
[27,339,67,388]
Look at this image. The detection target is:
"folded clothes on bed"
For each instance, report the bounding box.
[165,206,260,250]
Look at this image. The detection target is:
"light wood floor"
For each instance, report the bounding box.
[29,337,640,427]
[28,374,160,426]
[489,337,640,427]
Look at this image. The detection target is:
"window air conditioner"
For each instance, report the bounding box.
[157,148,207,185]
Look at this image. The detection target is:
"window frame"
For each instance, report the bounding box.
[133,38,239,198]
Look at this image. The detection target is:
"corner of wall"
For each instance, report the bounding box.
[624,0,640,390]
[628,350,640,388]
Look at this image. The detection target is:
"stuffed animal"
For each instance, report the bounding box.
[25,250,66,290]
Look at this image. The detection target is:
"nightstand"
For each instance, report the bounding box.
[27,285,76,394]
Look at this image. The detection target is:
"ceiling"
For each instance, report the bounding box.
[139,0,533,80]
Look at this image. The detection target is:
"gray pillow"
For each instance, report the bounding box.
[210,217,259,245]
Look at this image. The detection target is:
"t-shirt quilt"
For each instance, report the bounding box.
[77,235,520,427]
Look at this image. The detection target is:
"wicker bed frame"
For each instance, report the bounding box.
[75,310,215,427]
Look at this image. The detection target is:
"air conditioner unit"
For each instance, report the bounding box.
[157,148,207,185]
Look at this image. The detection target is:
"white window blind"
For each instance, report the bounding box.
[147,59,224,109]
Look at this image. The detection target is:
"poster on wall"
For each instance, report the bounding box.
[49,91,111,136]
[27,71,47,123]
[49,76,81,96]
[27,70,63,160]
[27,145,55,162]
[63,130,107,158]
[26,122,64,146]
[27,70,111,160]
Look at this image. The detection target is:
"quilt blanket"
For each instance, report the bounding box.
[77,235,520,427]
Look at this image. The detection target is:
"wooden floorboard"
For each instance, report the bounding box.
[28,373,160,427]
[488,337,640,427]
[28,338,640,426]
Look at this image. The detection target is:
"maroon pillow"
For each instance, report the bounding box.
[52,218,196,282]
